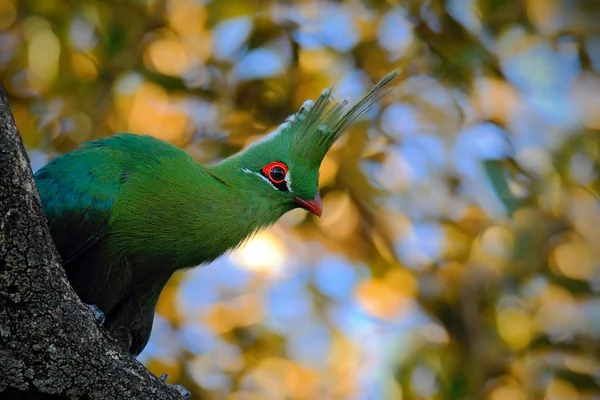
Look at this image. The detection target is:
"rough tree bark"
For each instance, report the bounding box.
[0,87,183,399]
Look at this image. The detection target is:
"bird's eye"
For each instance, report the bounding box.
[269,167,285,182]
[262,161,288,185]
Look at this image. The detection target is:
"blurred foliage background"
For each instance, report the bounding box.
[2,0,600,399]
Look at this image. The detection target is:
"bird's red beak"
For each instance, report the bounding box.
[294,194,323,217]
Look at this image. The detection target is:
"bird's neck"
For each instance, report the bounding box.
[185,165,273,265]
[194,158,285,254]
[124,158,280,270]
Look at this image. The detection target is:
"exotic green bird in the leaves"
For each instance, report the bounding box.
[34,72,397,357]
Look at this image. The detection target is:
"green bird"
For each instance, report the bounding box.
[34,72,397,357]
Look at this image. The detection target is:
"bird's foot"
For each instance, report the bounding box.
[159,374,190,399]
[170,384,190,399]
[86,304,105,325]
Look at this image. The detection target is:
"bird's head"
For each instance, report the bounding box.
[224,71,398,218]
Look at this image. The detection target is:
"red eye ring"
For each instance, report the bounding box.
[262,161,288,184]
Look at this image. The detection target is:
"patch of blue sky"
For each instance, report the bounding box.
[319,6,359,51]
[208,256,254,289]
[187,365,231,392]
[371,149,413,193]
[178,257,253,318]
[328,301,427,343]
[506,36,580,129]
[397,144,432,184]
[0,32,18,64]
[402,75,463,119]
[333,69,371,111]
[355,329,413,399]
[359,158,388,192]
[569,153,596,185]
[328,302,378,339]
[400,135,447,181]
[33,98,64,132]
[69,17,96,52]
[524,91,579,130]
[292,4,359,51]
[320,303,429,400]
[313,255,367,301]
[411,364,440,397]
[553,36,581,91]
[234,48,286,80]
[177,279,217,320]
[374,135,447,192]
[394,222,445,269]
[450,124,513,217]
[500,30,580,100]
[233,37,292,81]
[452,122,509,179]
[381,103,423,138]
[178,322,217,354]
[182,98,221,139]
[446,0,481,33]
[139,314,181,362]
[211,17,253,62]
[265,272,313,333]
[210,340,242,372]
[507,103,573,156]
[358,309,428,399]
[286,321,331,368]
[292,29,321,50]
[28,150,49,173]
[378,7,414,60]
[114,71,143,95]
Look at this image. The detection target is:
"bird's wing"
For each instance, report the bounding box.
[35,140,127,268]
[35,133,195,268]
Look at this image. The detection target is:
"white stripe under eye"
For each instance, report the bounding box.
[242,168,278,191]
[243,168,293,193]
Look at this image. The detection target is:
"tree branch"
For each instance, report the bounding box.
[0,87,182,399]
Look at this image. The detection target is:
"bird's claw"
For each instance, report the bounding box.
[158,374,189,399]
[170,384,190,399]
[86,304,105,325]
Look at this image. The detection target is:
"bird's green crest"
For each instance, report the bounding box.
[231,71,399,200]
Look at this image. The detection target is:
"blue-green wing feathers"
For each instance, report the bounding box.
[35,133,191,267]
[35,141,121,266]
